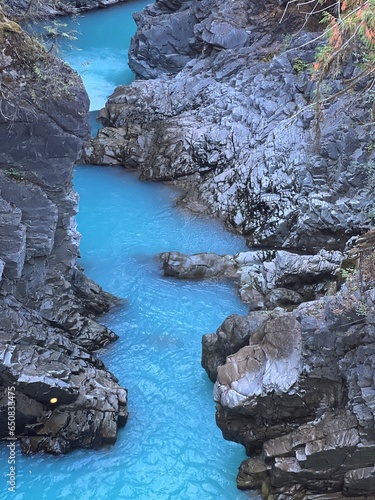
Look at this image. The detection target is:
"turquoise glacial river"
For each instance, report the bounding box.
[0,2,261,499]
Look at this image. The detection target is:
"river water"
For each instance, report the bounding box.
[0,3,260,499]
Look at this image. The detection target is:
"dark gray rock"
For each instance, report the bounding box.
[129,0,197,79]
[0,175,58,261]
[72,267,121,316]
[0,197,26,280]
[344,466,375,497]
[266,287,304,308]
[0,11,127,453]
[200,20,248,50]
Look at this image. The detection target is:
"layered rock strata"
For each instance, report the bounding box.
[0,9,127,453]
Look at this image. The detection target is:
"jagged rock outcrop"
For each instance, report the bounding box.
[202,310,275,382]
[0,9,127,453]
[212,239,375,498]
[160,248,344,385]
[162,239,375,498]
[83,0,374,253]
[0,296,128,453]
[161,248,343,305]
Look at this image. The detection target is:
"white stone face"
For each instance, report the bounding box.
[215,315,302,410]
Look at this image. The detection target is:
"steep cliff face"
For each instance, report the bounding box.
[84,0,374,253]
[0,9,127,453]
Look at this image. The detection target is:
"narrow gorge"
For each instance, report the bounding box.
[83,0,375,498]
[0,0,374,499]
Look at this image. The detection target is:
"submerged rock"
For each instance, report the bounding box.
[0,10,127,453]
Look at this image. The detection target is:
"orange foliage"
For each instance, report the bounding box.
[313,0,374,77]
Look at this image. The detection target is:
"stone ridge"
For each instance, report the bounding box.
[0,10,128,453]
[84,0,374,253]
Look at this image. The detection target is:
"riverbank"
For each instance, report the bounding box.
[0,5,128,454]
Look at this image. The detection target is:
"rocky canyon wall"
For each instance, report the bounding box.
[84,0,374,253]
[82,0,375,497]
[0,8,127,454]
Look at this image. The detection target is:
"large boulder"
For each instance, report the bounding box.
[202,310,273,382]
[129,0,197,79]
